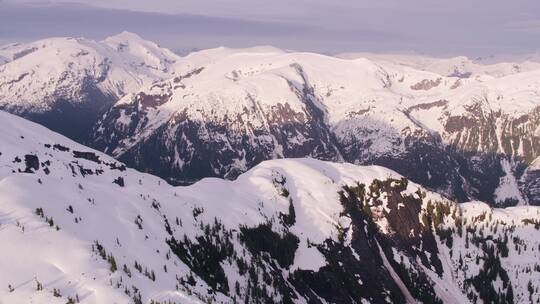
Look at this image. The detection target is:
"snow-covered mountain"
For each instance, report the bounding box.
[337,52,540,79]
[2,34,540,206]
[89,46,540,206]
[0,32,180,140]
[1,110,539,304]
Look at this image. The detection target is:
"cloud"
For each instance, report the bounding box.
[505,19,540,33]
[0,1,399,53]
[2,0,540,56]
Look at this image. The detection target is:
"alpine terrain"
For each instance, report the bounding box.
[0,110,539,304]
[2,34,540,207]
[91,40,540,206]
[0,32,180,141]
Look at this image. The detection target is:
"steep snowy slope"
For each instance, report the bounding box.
[1,111,539,304]
[0,32,180,140]
[90,47,540,206]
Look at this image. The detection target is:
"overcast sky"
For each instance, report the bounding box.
[2,0,540,56]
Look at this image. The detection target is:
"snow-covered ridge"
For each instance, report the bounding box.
[1,110,539,303]
[100,42,540,156]
[0,32,181,113]
[89,40,540,205]
[337,52,540,79]
[2,33,540,205]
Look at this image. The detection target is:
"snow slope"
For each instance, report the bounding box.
[0,32,180,113]
[1,110,539,304]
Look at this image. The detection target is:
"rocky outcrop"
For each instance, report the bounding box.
[410,78,442,90]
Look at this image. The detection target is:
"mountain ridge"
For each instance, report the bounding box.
[90,45,540,205]
[1,110,539,304]
[2,34,540,206]
[0,32,181,140]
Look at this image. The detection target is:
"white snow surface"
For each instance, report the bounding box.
[0,110,409,303]
[0,32,180,112]
[494,158,527,205]
[1,110,539,303]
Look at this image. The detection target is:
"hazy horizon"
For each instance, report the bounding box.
[2,0,540,57]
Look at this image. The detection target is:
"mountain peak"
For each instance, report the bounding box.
[104,31,146,44]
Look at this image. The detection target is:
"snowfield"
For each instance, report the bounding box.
[0,110,539,304]
[0,32,180,113]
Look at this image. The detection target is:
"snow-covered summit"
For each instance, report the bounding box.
[0,33,181,114]
[103,31,180,73]
[104,31,147,44]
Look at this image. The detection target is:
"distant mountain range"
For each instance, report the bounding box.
[2,33,540,207]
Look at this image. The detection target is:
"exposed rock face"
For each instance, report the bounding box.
[410,77,442,90]
[442,103,540,162]
[522,157,540,205]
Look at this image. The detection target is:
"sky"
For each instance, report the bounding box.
[2,0,540,56]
